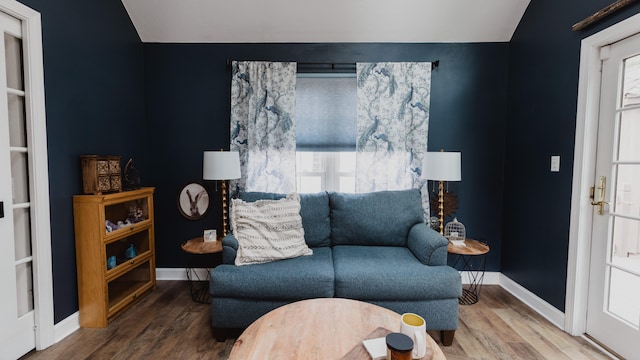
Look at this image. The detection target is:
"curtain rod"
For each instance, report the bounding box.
[225,59,440,70]
[572,0,639,31]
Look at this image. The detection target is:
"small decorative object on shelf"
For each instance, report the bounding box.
[80,155,122,194]
[204,229,217,242]
[428,216,440,231]
[445,218,466,246]
[107,256,116,270]
[123,158,141,191]
[125,244,138,259]
[128,205,145,223]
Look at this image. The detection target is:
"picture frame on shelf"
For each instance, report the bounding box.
[204,229,217,242]
[177,182,209,220]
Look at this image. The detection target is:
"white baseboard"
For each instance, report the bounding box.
[460,271,500,285]
[498,273,565,329]
[460,271,565,330]
[53,311,79,344]
[156,267,210,280]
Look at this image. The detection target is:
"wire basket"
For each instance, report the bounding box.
[444,218,466,245]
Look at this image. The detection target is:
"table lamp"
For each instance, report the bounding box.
[424,150,461,234]
[203,151,241,236]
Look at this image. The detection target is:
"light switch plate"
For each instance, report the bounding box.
[551,156,560,172]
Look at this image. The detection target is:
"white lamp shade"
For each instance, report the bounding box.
[203,151,241,180]
[423,151,461,181]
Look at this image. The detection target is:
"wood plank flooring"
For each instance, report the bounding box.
[21,281,611,360]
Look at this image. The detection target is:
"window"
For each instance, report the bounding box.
[296,73,357,193]
[296,152,356,193]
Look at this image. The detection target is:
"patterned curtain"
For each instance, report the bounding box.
[356,62,432,218]
[230,61,297,195]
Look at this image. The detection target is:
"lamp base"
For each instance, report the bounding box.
[438,180,444,235]
[221,180,229,237]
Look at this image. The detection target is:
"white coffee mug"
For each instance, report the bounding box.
[400,313,427,359]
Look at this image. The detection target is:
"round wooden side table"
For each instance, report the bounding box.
[447,238,489,305]
[181,236,222,303]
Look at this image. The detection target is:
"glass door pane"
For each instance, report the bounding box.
[4,33,22,90]
[607,53,640,328]
[15,262,32,317]
[5,31,33,316]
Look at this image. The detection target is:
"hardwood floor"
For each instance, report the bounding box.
[428,286,612,360]
[21,281,611,360]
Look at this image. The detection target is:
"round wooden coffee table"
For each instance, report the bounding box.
[229,298,446,359]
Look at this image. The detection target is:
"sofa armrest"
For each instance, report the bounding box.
[407,223,449,266]
[221,234,239,265]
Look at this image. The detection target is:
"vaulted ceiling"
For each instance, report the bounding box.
[121,0,531,43]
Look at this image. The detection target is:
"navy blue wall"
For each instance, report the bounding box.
[18,0,145,322]
[504,0,640,311]
[24,0,636,326]
[143,43,509,272]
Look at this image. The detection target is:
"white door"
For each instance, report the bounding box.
[0,6,53,358]
[586,32,640,359]
[0,10,36,360]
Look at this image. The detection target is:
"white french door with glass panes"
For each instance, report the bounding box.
[0,11,36,359]
[0,2,54,358]
[585,31,640,359]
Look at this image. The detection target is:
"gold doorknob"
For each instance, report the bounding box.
[590,176,608,215]
[590,200,609,215]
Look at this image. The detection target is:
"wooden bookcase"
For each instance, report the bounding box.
[73,187,156,327]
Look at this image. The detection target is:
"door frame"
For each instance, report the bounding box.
[0,0,54,350]
[566,11,640,336]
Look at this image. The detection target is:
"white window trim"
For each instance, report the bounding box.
[0,0,54,349]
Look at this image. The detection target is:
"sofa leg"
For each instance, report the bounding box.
[440,330,455,346]
[211,327,228,342]
[211,327,243,342]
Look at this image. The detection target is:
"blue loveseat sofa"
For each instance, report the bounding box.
[209,189,462,345]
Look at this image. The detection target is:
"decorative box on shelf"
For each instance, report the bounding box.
[81,155,122,194]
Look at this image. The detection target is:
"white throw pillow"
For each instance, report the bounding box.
[231,193,312,266]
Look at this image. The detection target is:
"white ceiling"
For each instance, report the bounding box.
[121,0,530,43]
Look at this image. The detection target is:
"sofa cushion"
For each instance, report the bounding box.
[332,246,461,300]
[210,247,334,299]
[240,191,331,247]
[329,189,424,246]
[231,193,312,266]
